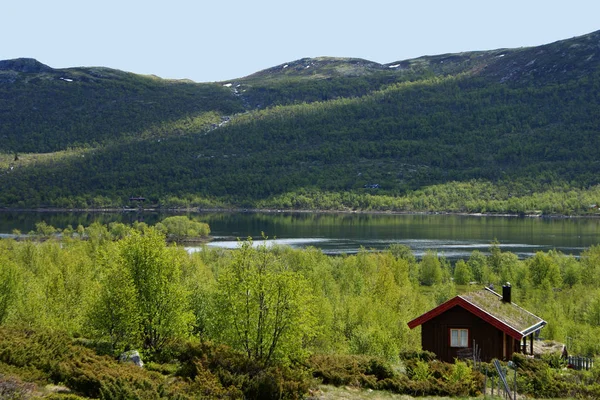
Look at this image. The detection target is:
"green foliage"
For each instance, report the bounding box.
[453,259,472,285]
[0,326,311,399]
[0,256,20,325]
[418,250,442,286]
[5,227,600,397]
[398,350,437,362]
[407,360,431,381]
[86,246,141,353]
[468,250,490,284]
[119,228,194,353]
[310,354,482,397]
[309,354,395,387]
[528,251,563,288]
[34,221,57,236]
[212,239,317,366]
[169,339,311,400]
[431,280,456,305]
[155,215,210,242]
[581,245,600,287]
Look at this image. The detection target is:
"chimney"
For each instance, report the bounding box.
[502,283,511,303]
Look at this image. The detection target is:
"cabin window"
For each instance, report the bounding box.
[450,328,469,347]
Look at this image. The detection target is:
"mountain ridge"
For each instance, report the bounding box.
[0,30,600,84]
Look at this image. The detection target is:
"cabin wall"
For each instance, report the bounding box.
[421,306,512,362]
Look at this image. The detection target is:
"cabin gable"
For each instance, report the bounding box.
[409,286,546,363]
[421,305,509,362]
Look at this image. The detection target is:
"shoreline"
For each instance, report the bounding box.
[0,206,599,219]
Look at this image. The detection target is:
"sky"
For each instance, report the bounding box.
[3,1,599,83]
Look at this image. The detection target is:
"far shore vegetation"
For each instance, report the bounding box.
[3,180,600,218]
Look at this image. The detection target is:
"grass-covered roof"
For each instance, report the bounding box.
[460,288,544,334]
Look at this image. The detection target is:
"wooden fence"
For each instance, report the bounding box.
[567,355,594,370]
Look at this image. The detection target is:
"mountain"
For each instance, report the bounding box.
[0,58,244,153]
[1,31,600,213]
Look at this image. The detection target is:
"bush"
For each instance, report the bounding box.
[44,395,88,400]
[0,328,71,371]
[0,328,183,399]
[174,339,310,399]
[156,216,210,241]
[309,354,387,387]
[398,350,436,362]
[403,359,482,397]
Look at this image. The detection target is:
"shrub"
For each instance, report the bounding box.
[406,360,431,381]
[398,350,436,361]
[0,328,179,399]
[156,216,210,241]
[174,339,310,399]
[309,353,402,394]
[541,351,567,369]
[309,354,379,387]
[44,395,88,400]
[0,328,71,371]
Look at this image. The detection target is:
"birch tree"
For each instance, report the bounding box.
[213,239,316,365]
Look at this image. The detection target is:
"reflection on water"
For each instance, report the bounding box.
[1,211,598,260]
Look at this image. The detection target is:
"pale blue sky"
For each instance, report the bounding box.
[2,1,599,83]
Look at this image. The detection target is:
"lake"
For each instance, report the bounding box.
[1,211,599,259]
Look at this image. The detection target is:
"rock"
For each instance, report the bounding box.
[119,350,144,367]
[0,58,53,73]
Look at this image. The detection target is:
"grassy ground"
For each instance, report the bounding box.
[311,385,581,400]
[312,385,483,400]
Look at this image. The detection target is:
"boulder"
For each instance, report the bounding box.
[119,350,144,367]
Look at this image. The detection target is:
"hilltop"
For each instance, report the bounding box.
[1,30,600,213]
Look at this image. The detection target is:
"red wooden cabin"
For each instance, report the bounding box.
[408,285,546,362]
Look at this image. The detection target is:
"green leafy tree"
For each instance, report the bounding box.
[419,250,442,286]
[560,256,581,287]
[87,246,141,352]
[498,252,520,285]
[213,239,317,366]
[528,251,562,288]
[453,259,472,285]
[34,221,56,237]
[488,239,503,274]
[584,289,600,327]
[468,250,490,284]
[432,280,457,305]
[119,228,193,352]
[581,245,600,287]
[34,240,96,334]
[155,216,210,242]
[389,244,419,283]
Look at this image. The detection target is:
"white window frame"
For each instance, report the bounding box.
[450,328,469,348]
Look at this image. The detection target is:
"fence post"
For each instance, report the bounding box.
[514,367,517,400]
[483,366,487,396]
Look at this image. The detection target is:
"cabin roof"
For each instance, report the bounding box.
[407,288,546,340]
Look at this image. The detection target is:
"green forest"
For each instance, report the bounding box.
[1,31,600,213]
[2,219,600,398]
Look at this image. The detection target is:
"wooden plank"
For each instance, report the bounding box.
[493,359,513,399]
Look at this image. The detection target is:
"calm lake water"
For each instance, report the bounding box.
[1,211,599,259]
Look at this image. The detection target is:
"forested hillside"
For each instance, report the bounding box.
[1,31,600,212]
